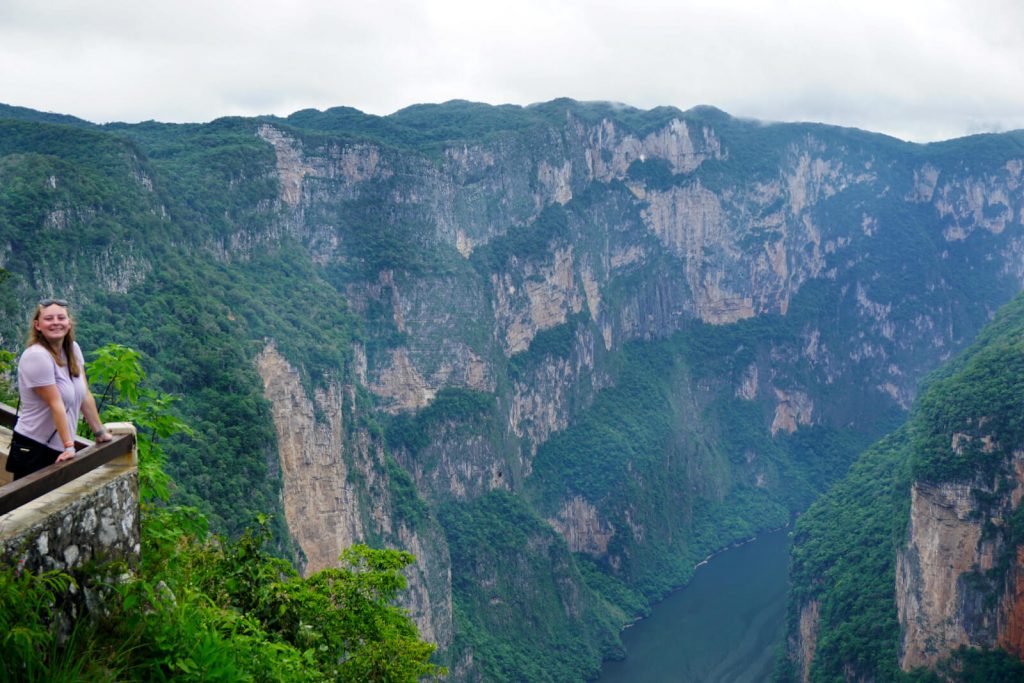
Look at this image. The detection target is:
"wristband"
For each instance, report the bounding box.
[64,440,75,448]
[95,427,108,437]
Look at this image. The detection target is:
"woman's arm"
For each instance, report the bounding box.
[81,388,112,442]
[32,384,77,462]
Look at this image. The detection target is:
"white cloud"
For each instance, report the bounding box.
[0,0,1021,141]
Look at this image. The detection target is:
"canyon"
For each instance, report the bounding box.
[2,99,1024,679]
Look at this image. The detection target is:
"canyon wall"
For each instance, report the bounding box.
[248,109,1024,680]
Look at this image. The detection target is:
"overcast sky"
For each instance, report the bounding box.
[1,0,1021,142]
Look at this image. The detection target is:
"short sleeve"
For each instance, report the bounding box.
[18,346,56,388]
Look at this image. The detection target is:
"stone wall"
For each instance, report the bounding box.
[0,423,140,621]
[0,465,140,574]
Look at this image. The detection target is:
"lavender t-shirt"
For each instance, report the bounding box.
[14,342,86,449]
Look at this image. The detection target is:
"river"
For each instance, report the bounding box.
[596,528,792,683]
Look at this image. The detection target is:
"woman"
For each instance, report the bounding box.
[7,298,112,480]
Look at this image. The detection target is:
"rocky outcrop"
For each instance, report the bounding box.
[581,116,723,181]
[509,325,599,461]
[347,268,497,414]
[896,450,1024,670]
[641,183,756,324]
[397,522,455,650]
[736,363,759,400]
[257,124,316,207]
[491,246,586,355]
[256,343,365,573]
[935,175,1017,241]
[770,388,814,435]
[368,347,437,413]
[785,143,876,216]
[548,496,614,556]
[1001,547,1024,658]
[95,244,151,294]
[897,481,990,668]
[793,599,820,683]
[410,431,510,502]
[255,342,453,649]
[368,340,494,415]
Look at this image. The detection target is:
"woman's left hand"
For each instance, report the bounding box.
[95,429,113,443]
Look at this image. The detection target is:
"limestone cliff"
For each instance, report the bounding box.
[255,343,363,573]
[249,111,1024,433]
[897,450,1024,670]
[255,343,453,650]
[510,322,603,457]
[490,246,586,355]
[794,599,820,683]
[548,496,615,556]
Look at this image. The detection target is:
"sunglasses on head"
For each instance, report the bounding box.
[38,298,69,307]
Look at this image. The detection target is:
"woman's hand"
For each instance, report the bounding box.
[82,391,111,443]
[56,448,76,463]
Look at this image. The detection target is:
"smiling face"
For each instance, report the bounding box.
[33,303,72,349]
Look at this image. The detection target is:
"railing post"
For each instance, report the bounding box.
[104,422,138,467]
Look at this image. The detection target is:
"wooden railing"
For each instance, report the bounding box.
[0,402,136,516]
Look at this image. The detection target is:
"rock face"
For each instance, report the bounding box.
[244,112,1024,453]
[255,342,453,651]
[548,496,615,556]
[794,599,820,683]
[491,246,585,355]
[255,343,364,573]
[897,451,1024,670]
[898,481,991,668]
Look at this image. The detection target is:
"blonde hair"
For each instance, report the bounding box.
[27,302,80,377]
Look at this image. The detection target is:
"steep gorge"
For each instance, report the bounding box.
[2,100,1024,680]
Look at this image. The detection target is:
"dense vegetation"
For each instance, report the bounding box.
[439,491,620,682]
[910,298,1024,484]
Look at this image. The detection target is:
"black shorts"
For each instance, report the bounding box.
[6,431,62,480]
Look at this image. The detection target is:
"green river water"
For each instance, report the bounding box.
[597,528,791,683]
